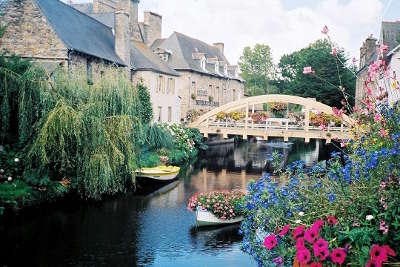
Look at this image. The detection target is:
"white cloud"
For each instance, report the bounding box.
[68,0,384,64]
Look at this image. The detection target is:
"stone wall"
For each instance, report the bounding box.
[132,71,181,123]
[176,71,244,120]
[143,12,162,46]
[0,0,68,60]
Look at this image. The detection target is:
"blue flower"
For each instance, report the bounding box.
[328,193,336,203]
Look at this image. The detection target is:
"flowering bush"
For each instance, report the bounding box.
[251,112,268,123]
[216,111,228,121]
[310,112,342,127]
[270,102,287,111]
[240,26,400,266]
[187,191,245,220]
[228,111,245,121]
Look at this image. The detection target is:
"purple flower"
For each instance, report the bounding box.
[273,256,283,265]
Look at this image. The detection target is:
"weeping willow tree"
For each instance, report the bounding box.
[1,60,146,199]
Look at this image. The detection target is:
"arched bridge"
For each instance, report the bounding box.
[189,94,353,143]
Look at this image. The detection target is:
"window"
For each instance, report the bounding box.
[168,106,172,122]
[192,81,196,90]
[167,78,175,94]
[157,106,162,122]
[157,75,164,93]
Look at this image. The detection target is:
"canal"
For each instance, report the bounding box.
[0,139,335,267]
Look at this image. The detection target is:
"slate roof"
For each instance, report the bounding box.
[131,41,180,76]
[151,32,243,81]
[90,13,115,29]
[71,2,93,14]
[35,0,125,65]
[381,21,400,52]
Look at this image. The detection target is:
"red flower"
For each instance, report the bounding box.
[366,259,382,267]
[382,245,396,257]
[310,262,322,267]
[296,237,305,250]
[278,224,291,237]
[293,225,305,240]
[331,248,347,265]
[314,246,329,261]
[370,245,388,264]
[263,234,278,250]
[304,227,319,244]
[296,248,311,265]
[311,219,324,231]
[327,215,338,225]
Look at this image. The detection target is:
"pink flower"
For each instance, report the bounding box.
[293,225,305,240]
[379,129,388,138]
[296,237,306,250]
[311,220,324,231]
[310,263,322,267]
[327,215,338,225]
[304,227,319,244]
[319,124,327,131]
[278,224,291,237]
[263,234,278,250]
[332,107,344,117]
[296,248,311,265]
[374,114,383,122]
[303,66,314,74]
[370,245,388,264]
[331,248,347,265]
[331,47,338,56]
[321,25,329,34]
[379,221,389,234]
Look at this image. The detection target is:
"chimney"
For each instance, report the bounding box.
[93,0,117,13]
[115,9,130,67]
[213,43,224,55]
[144,11,162,46]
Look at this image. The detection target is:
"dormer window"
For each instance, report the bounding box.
[215,61,219,73]
[200,58,206,70]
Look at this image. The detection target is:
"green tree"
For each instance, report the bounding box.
[238,44,277,96]
[278,39,355,108]
[137,83,153,125]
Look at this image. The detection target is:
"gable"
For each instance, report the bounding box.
[0,0,68,59]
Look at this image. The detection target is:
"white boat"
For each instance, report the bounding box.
[136,166,180,181]
[196,209,244,227]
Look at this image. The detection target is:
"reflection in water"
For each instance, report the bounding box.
[0,139,335,267]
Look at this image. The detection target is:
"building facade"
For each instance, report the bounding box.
[356,21,400,106]
[151,32,245,121]
[0,0,181,123]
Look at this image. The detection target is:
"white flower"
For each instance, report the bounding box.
[0,169,4,173]
[0,145,3,152]
[7,177,12,181]
[14,158,19,162]
[298,211,305,217]
[295,220,302,224]
[366,215,374,221]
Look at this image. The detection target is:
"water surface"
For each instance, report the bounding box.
[0,139,334,267]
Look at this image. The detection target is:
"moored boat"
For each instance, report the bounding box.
[196,209,244,227]
[136,166,180,181]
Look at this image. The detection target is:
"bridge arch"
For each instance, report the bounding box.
[189,94,353,142]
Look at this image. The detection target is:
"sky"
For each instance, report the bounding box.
[68,0,400,65]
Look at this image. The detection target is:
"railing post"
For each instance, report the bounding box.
[328,122,331,132]
[252,104,255,114]
[286,120,289,131]
[340,123,343,132]
[304,108,310,132]
[245,101,249,130]
[206,118,209,129]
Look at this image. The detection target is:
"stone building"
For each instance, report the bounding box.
[0,0,181,123]
[151,32,245,120]
[356,21,400,106]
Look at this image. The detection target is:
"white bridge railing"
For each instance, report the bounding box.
[205,120,349,133]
